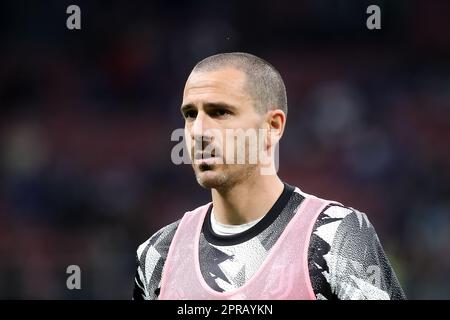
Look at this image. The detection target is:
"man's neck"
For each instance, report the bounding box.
[211,175,284,225]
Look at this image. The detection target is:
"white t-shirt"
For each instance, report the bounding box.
[210,209,263,236]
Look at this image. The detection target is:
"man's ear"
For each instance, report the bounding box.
[265,109,286,149]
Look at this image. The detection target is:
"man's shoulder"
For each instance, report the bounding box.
[136,219,181,261]
[320,203,367,222]
[313,200,375,239]
[136,202,212,259]
[321,201,374,229]
[294,187,369,224]
[134,219,182,300]
[300,190,376,248]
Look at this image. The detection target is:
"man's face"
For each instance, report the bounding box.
[181,67,266,189]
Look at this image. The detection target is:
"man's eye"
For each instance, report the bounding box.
[184,110,197,119]
[213,109,230,117]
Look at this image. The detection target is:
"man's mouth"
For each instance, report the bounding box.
[193,151,222,167]
[194,152,216,160]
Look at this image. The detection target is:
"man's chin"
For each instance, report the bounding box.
[195,170,227,189]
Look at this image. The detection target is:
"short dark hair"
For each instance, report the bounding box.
[192,52,288,117]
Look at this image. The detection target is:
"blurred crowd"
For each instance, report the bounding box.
[0,0,449,299]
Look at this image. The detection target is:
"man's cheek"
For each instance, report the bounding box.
[184,133,194,159]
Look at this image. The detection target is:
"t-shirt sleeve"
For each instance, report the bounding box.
[131,220,180,300]
[309,205,406,300]
[133,253,147,300]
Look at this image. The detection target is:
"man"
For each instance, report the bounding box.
[133,52,406,300]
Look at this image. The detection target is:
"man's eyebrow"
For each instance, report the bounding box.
[180,102,237,114]
[180,103,195,114]
[203,102,237,111]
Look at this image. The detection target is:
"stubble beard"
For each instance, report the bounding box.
[193,162,259,191]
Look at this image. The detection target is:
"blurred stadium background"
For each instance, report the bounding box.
[0,0,449,299]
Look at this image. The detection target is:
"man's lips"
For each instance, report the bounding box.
[194,152,219,160]
[193,152,223,167]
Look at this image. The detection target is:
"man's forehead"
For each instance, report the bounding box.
[183,68,247,97]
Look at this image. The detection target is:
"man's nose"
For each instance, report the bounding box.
[191,112,206,138]
[190,113,213,149]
